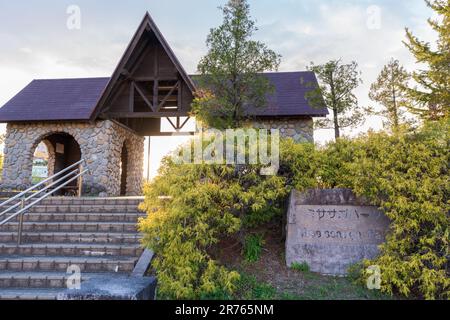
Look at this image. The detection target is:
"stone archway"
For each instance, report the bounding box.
[30,132,82,195]
[2,121,144,196]
[114,136,143,196]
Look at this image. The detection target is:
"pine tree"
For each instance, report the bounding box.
[403,0,450,120]
[368,59,412,132]
[307,59,364,139]
[193,0,281,129]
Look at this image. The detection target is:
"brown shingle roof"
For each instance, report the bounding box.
[0,72,328,123]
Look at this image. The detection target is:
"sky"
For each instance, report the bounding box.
[0,0,437,178]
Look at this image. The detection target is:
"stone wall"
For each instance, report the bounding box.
[251,117,314,143]
[1,120,144,196]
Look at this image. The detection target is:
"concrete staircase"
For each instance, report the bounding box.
[0,197,145,300]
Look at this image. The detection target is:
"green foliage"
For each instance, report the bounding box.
[367,58,413,131]
[193,0,281,129]
[243,234,265,262]
[203,272,391,300]
[343,123,450,300]
[307,59,364,139]
[403,0,450,120]
[200,273,278,300]
[233,274,277,300]
[291,262,310,273]
[139,137,287,299]
[282,120,450,300]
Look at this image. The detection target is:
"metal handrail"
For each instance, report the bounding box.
[0,159,88,244]
[0,159,85,209]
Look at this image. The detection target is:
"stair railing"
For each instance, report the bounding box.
[0,159,88,245]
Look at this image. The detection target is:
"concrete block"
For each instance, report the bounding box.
[57,275,157,300]
[286,189,390,275]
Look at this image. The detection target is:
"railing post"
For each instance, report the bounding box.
[78,163,83,198]
[17,197,25,246]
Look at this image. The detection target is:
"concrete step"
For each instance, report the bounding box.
[0,271,109,289]
[0,232,142,244]
[0,196,148,300]
[0,243,143,257]
[0,288,60,300]
[0,222,139,233]
[0,197,144,206]
[0,204,143,214]
[0,255,138,273]
[11,212,145,223]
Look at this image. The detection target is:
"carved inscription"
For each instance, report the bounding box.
[286,191,390,275]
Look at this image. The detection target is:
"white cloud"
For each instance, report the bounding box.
[0,0,438,158]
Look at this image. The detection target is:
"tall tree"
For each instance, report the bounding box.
[368,59,412,132]
[403,0,450,120]
[307,59,364,139]
[193,0,281,129]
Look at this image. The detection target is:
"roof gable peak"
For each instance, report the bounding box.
[91,12,196,120]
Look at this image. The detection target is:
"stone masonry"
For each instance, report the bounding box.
[251,117,314,143]
[1,120,144,196]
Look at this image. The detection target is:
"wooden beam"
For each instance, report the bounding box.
[178,79,183,111]
[166,116,191,130]
[166,117,178,130]
[157,81,179,111]
[104,111,190,118]
[131,77,178,82]
[129,42,152,75]
[179,117,191,130]
[100,80,126,114]
[153,80,159,109]
[129,82,135,112]
[133,81,155,112]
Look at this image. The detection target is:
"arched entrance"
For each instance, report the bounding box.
[120,144,128,196]
[32,132,82,196]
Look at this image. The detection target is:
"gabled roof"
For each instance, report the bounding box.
[90,12,196,120]
[251,71,327,117]
[0,72,328,122]
[0,78,109,122]
[191,71,327,117]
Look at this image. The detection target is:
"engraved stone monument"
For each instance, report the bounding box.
[285,189,390,275]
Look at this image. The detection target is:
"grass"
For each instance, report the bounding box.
[243,234,265,263]
[32,176,45,184]
[291,262,310,273]
[201,271,392,300]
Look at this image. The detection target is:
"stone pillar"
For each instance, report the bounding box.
[41,139,56,178]
[102,121,144,197]
[1,124,35,190]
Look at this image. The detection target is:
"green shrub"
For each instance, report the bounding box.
[140,119,449,300]
[291,262,310,273]
[139,137,287,299]
[342,123,450,300]
[282,120,450,300]
[243,234,265,262]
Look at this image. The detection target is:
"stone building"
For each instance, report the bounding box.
[0,13,328,196]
